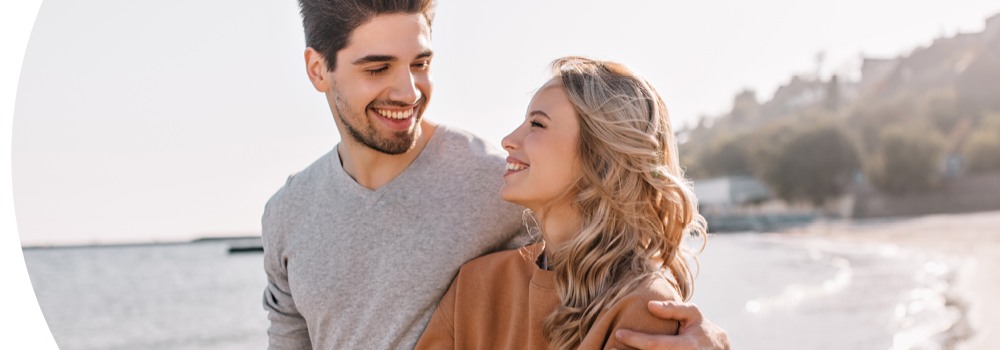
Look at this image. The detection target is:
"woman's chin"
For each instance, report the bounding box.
[499,186,526,206]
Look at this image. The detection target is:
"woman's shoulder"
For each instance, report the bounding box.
[607,275,681,320]
[600,275,683,339]
[457,244,540,278]
[623,274,682,305]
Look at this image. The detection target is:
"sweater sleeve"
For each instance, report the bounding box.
[601,300,681,350]
[261,187,313,350]
[413,274,459,350]
[583,278,682,350]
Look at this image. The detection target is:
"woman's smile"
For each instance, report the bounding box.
[504,157,529,176]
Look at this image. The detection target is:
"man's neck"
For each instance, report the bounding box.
[337,120,438,191]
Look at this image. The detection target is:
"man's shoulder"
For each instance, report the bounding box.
[264,149,335,214]
[434,124,506,166]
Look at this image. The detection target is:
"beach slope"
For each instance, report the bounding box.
[788,211,1000,350]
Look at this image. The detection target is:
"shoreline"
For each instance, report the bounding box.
[779,210,1000,350]
[21,236,262,250]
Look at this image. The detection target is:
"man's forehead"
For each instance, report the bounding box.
[341,13,432,62]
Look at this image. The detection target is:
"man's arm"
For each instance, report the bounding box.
[262,274,312,350]
[611,301,730,350]
[261,194,313,350]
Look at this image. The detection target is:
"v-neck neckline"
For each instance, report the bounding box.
[328,125,446,203]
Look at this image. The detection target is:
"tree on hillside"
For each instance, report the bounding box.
[758,123,860,205]
[921,88,960,133]
[849,97,915,154]
[956,51,1000,115]
[963,112,1000,173]
[964,131,1000,173]
[823,75,841,111]
[696,136,753,178]
[869,125,946,193]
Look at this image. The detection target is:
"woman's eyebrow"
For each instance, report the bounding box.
[529,110,551,120]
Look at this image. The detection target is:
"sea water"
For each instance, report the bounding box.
[22,234,963,350]
[690,234,964,350]
[23,242,269,350]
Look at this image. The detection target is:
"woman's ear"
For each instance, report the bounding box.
[304,47,331,92]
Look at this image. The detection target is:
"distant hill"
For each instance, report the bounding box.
[681,12,1000,205]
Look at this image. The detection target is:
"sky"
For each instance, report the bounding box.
[12,0,1000,246]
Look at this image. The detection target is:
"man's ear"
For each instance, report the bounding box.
[305,47,331,92]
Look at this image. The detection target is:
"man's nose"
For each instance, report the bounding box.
[388,69,421,105]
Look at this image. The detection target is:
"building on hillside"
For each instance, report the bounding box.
[693,176,820,232]
[859,57,900,94]
[763,76,827,117]
[693,175,771,215]
[729,89,761,124]
[859,12,1000,102]
[983,12,1000,44]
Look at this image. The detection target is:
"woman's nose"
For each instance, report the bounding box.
[501,129,520,151]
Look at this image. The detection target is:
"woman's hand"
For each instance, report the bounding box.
[611,301,730,350]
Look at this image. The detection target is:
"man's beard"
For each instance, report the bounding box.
[332,90,423,156]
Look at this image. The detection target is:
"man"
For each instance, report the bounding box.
[262,1,730,349]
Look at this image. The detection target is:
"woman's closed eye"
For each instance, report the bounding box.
[530,120,545,128]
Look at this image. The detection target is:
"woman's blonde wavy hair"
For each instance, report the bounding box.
[540,57,707,350]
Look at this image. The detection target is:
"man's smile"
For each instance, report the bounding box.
[373,106,415,120]
[367,102,422,132]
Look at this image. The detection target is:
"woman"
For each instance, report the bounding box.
[414,57,705,350]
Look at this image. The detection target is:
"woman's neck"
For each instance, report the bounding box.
[533,202,582,259]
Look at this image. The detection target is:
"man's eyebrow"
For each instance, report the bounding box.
[529,110,550,119]
[352,55,397,65]
[415,50,433,60]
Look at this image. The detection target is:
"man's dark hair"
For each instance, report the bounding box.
[299,0,436,72]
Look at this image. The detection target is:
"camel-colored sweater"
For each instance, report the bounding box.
[414,244,681,350]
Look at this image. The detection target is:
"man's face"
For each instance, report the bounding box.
[325,13,433,155]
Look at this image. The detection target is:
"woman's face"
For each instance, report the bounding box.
[500,78,581,210]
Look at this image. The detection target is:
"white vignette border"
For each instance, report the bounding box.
[1,0,61,348]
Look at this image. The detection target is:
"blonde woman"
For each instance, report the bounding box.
[414,57,706,350]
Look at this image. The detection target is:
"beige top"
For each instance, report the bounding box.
[414,244,681,350]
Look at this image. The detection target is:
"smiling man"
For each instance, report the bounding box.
[261,1,729,350]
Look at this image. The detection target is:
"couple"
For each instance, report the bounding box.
[262,1,730,349]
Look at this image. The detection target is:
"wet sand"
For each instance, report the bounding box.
[783,211,1000,350]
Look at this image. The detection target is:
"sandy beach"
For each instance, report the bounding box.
[783,210,1000,350]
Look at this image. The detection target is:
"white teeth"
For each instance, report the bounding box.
[505,162,528,172]
[375,108,414,120]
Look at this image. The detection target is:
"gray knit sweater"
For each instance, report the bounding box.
[262,125,526,350]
